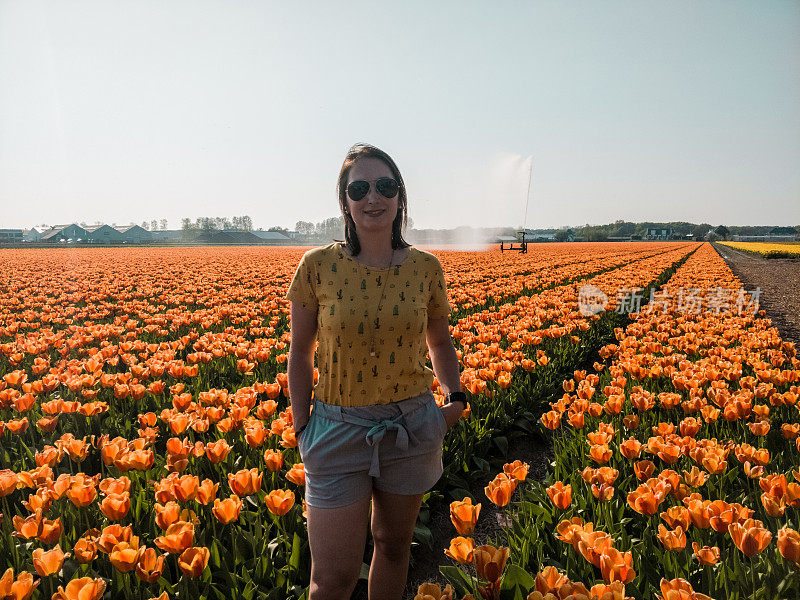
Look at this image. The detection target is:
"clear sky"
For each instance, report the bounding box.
[1,0,798,231]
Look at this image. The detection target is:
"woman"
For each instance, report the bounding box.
[286,143,465,600]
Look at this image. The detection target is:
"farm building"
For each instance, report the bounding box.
[85,225,125,243]
[0,229,23,243]
[40,224,89,243]
[646,227,673,240]
[23,228,45,242]
[116,225,152,243]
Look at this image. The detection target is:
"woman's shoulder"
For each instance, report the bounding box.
[408,247,443,269]
[299,243,341,264]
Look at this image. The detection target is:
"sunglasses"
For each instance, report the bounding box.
[346,177,400,202]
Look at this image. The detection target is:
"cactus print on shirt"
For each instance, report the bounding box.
[286,242,451,407]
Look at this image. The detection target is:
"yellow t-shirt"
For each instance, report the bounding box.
[286,242,451,407]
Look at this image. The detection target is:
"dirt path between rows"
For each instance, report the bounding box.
[711,242,800,347]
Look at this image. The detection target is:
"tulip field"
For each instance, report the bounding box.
[1,242,798,599]
[717,241,800,259]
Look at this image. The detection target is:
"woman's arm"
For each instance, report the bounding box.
[426,315,463,428]
[287,301,318,432]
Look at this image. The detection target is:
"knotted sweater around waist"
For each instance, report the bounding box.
[309,390,434,477]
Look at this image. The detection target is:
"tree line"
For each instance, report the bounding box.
[179,216,254,232]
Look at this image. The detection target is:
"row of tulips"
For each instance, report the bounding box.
[0,244,698,598]
[452,242,798,599]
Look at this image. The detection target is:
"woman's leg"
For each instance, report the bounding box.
[367,488,425,600]
[307,494,372,600]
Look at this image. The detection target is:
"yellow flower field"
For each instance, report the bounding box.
[718,241,800,258]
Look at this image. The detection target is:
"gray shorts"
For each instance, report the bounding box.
[297,389,447,508]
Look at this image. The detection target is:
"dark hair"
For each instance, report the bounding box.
[337,143,410,256]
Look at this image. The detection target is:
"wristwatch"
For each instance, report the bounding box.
[446,391,467,410]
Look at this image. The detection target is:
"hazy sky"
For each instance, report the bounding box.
[1,0,798,231]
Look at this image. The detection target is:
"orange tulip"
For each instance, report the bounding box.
[73,535,98,564]
[591,483,614,502]
[178,546,210,578]
[684,498,711,529]
[109,538,142,573]
[172,474,199,502]
[707,500,736,533]
[280,427,298,449]
[567,410,585,429]
[245,422,268,447]
[503,460,530,482]
[534,565,569,594]
[413,582,455,600]
[555,517,589,546]
[622,414,639,430]
[619,438,642,459]
[576,530,614,568]
[205,439,231,463]
[66,479,97,508]
[781,423,800,439]
[450,497,481,535]
[761,492,786,517]
[196,478,219,505]
[657,525,686,551]
[599,548,635,584]
[444,536,474,564]
[99,492,130,520]
[474,545,509,583]
[682,466,709,488]
[263,449,284,471]
[691,542,720,566]
[136,547,165,583]
[634,460,655,481]
[778,526,800,565]
[32,544,68,576]
[155,502,182,530]
[6,418,29,435]
[286,463,306,486]
[265,489,295,516]
[588,444,612,464]
[484,474,516,507]
[154,521,194,554]
[627,485,662,516]
[546,481,572,510]
[52,577,106,600]
[0,569,40,600]
[97,524,133,554]
[0,469,18,497]
[36,515,62,545]
[660,506,691,531]
[729,518,772,557]
[228,468,262,497]
[212,494,243,525]
[98,476,131,496]
[658,578,702,600]
[540,410,561,430]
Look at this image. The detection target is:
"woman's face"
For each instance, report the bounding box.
[345,157,399,238]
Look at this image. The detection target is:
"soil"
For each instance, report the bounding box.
[711,242,800,347]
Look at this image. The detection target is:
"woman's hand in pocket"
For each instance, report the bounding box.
[440,402,464,430]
